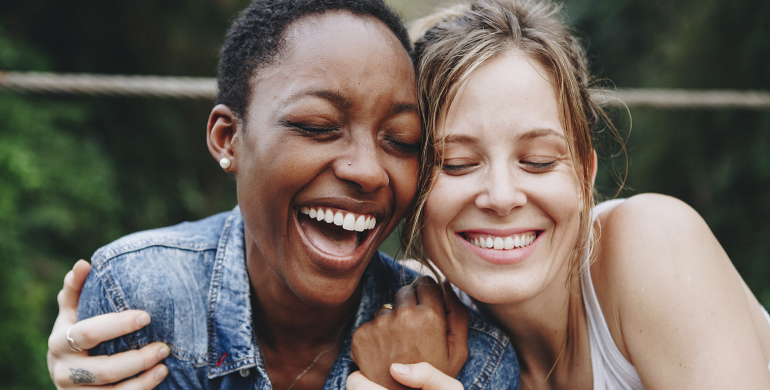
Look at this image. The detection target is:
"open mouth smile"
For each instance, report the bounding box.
[463,231,537,250]
[457,230,543,264]
[295,204,382,271]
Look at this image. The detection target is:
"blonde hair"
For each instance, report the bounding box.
[401,0,625,283]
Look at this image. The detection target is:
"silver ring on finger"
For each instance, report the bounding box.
[66,326,84,352]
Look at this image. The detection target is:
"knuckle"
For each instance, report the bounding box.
[48,333,60,354]
[57,290,66,306]
[98,367,118,384]
[142,353,157,371]
[80,323,100,345]
[53,365,72,387]
[140,377,158,390]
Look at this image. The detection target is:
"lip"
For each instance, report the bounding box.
[296,196,387,219]
[292,197,387,273]
[456,229,543,265]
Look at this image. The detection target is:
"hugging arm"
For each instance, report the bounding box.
[47,260,169,389]
[597,194,770,389]
[349,278,468,389]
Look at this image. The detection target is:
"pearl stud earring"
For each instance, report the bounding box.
[219,157,231,169]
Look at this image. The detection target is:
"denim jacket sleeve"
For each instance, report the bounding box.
[456,311,520,390]
[78,246,212,390]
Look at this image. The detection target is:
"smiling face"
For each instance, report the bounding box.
[421,50,583,304]
[226,11,420,307]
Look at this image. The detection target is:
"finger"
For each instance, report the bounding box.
[415,277,443,309]
[374,304,394,318]
[390,362,464,390]
[53,343,170,387]
[112,364,169,390]
[443,281,470,369]
[394,284,417,308]
[346,371,388,390]
[57,310,152,353]
[56,260,91,322]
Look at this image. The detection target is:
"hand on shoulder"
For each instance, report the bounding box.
[47,260,170,389]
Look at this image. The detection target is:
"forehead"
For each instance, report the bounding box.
[248,11,416,109]
[440,50,562,141]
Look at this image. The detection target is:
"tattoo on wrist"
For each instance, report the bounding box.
[69,368,95,384]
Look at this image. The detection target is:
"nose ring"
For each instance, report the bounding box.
[348,161,352,166]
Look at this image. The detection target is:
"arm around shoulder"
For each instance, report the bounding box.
[593,194,770,389]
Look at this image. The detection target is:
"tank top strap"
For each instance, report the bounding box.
[581,199,645,389]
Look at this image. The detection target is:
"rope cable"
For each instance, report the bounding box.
[2,71,770,109]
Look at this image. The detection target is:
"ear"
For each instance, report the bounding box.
[590,150,598,186]
[207,104,239,172]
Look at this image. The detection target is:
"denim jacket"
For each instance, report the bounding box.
[79,207,520,390]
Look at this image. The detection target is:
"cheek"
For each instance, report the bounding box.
[421,175,466,258]
[387,155,420,214]
[530,172,582,222]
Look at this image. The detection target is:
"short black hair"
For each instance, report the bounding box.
[215,0,412,121]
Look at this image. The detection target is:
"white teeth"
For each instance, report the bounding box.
[300,207,377,232]
[342,213,356,231]
[470,233,537,251]
[354,215,366,232]
[504,236,514,250]
[333,212,344,226]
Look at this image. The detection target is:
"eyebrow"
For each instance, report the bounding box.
[517,128,565,141]
[437,134,479,147]
[388,102,419,117]
[437,128,564,146]
[284,89,418,117]
[285,89,352,110]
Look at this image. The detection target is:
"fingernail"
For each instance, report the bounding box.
[392,363,411,375]
[136,313,151,327]
[154,365,168,380]
[157,346,170,360]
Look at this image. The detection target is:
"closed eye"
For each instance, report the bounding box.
[521,160,557,171]
[281,120,340,136]
[386,137,421,154]
[442,162,477,174]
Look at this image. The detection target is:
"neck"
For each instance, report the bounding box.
[245,237,361,351]
[479,271,590,389]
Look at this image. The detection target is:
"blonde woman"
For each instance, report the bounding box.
[348,0,770,389]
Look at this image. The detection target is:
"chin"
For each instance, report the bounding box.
[289,272,365,307]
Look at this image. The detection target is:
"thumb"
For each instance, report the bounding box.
[346,371,388,390]
[390,362,464,390]
[443,281,469,370]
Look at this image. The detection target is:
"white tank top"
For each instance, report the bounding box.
[581,199,770,390]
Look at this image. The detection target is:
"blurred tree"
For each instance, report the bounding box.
[563,0,770,305]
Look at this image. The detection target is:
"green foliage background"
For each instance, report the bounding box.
[0,0,768,388]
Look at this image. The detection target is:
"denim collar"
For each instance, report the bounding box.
[206,206,411,381]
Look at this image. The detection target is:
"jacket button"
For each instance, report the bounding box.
[239,368,250,377]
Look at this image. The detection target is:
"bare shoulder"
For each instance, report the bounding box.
[590,194,770,387]
[593,193,722,283]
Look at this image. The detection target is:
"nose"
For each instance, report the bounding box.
[333,137,389,193]
[474,163,526,216]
